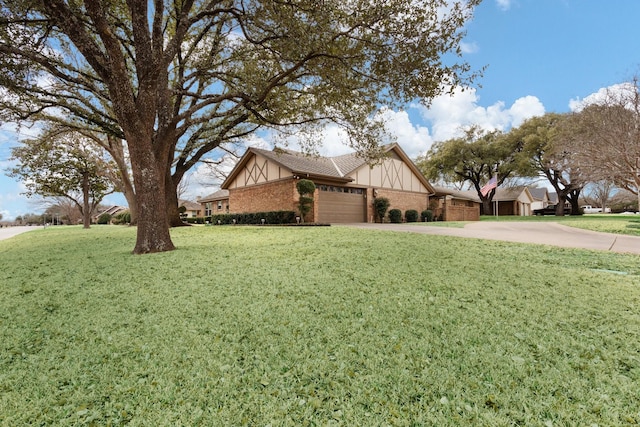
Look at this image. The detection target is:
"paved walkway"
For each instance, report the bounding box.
[0,226,39,241]
[346,222,640,255]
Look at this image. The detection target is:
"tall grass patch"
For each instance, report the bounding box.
[1,226,639,425]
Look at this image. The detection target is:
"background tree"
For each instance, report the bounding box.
[8,129,116,228]
[417,128,526,214]
[510,113,586,215]
[0,0,482,254]
[581,180,615,212]
[570,79,640,210]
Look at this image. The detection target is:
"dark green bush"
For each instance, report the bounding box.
[113,210,131,225]
[421,209,433,222]
[373,197,390,223]
[97,213,112,224]
[184,217,207,224]
[296,179,316,221]
[405,209,419,222]
[389,208,402,223]
[209,211,296,225]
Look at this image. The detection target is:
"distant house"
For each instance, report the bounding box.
[93,205,128,223]
[528,187,550,212]
[216,143,434,223]
[431,187,481,221]
[178,199,204,218]
[198,189,230,216]
[493,187,534,216]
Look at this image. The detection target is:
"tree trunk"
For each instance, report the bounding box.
[129,145,175,254]
[554,191,569,216]
[107,136,138,225]
[166,169,188,227]
[567,189,581,215]
[82,172,91,229]
[481,198,493,215]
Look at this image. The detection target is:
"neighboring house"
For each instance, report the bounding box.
[178,199,204,218]
[219,143,434,223]
[493,186,534,216]
[528,187,550,212]
[548,192,571,208]
[93,205,128,222]
[198,189,230,216]
[431,186,481,221]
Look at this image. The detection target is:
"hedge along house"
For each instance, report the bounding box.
[220,144,435,223]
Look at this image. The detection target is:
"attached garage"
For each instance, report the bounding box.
[220,144,436,223]
[317,185,367,223]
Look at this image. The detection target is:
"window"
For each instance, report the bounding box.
[217,201,223,210]
[317,185,364,194]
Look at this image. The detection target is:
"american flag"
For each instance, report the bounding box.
[480,175,497,196]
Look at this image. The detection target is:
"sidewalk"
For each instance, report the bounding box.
[346,222,640,255]
[0,226,39,241]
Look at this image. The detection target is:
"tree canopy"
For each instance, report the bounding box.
[8,128,116,228]
[569,81,640,202]
[0,0,482,253]
[416,127,526,214]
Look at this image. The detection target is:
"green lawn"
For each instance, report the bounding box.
[1,225,639,426]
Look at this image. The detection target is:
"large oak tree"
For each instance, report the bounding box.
[510,113,587,215]
[416,128,525,214]
[0,0,481,253]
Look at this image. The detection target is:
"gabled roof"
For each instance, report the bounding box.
[199,189,229,203]
[494,186,534,203]
[97,205,128,216]
[221,143,434,193]
[433,186,481,202]
[179,199,203,211]
[528,187,549,201]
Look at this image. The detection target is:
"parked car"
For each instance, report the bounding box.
[533,205,571,216]
[581,205,611,214]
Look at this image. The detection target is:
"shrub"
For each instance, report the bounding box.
[113,210,131,225]
[184,217,207,224]
[405,209,419,222]
[389,208,402,223]
[97,213,112,224]
[373,197,390,223]
[209,211,296,225]
[296,179,316,221]
[421,209,433,222]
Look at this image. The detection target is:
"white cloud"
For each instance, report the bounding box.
[496,0,513,11]
[460,41,479,54]
[376,109,432,157]
[569,82,636,112]
[417,86,545,142]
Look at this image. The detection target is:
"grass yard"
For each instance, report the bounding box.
[1,225,640,426]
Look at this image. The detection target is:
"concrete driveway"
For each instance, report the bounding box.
[347,221,640,255]
[0,226,39,241]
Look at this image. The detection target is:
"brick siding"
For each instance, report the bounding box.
[229,179,297,214]
[368,188,428,222]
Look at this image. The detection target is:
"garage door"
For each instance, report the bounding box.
[317,187,366,223]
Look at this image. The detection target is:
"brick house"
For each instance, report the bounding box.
[218,143,435,223]
[198,189,230,217]
[431,187,481,221]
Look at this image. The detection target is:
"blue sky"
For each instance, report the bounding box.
[2,0,640,220]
